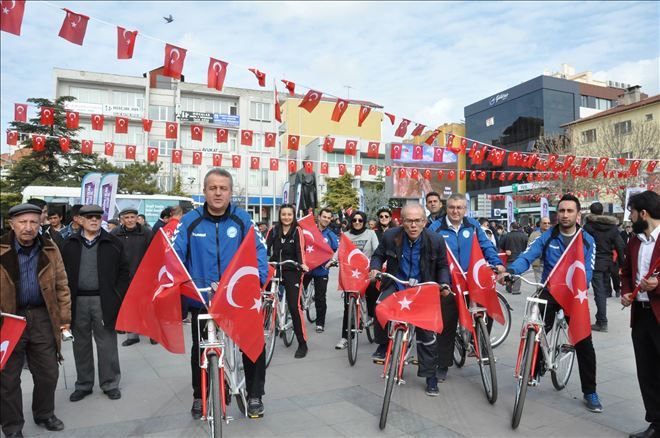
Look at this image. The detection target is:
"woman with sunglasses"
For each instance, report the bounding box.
[375,207,393,242]
[335,210,379,350]
[265,204,309,358]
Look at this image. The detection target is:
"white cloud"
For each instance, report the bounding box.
[593,58,659,94]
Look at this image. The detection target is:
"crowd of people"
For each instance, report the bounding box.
[1,171,658,438]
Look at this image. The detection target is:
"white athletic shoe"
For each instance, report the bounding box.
[335,338,348,350]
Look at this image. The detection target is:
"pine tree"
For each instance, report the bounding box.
[322,173,358,211]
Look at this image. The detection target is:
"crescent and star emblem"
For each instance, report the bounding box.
[123,29,132,44]
[0,340,10,365]
[16,105,24,113]
[309,92,318,101]
[152,266,174,301]
[302,229,315,243]
[169,48,180,64]
[225,266,260,309]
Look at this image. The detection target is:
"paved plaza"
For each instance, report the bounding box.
[17,271,646,437]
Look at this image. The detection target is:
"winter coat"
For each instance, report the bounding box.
[583,214,625,271]
[110,223,152,278]
[499,229,529,264]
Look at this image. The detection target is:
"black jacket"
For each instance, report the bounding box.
[110,224,152,278]
[370,227,450,296]
[61,229,130,329]
[498,229,528,263]
[583,214,625,271]
[266,224,304,271]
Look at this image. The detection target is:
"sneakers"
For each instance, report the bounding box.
[425,376,439,396]
[437,367,448,382]
[191,398,202,419]
[335,338,348,350]
[316,325,324,333]
[294,343,308,358]
[372,344,387,362]
[583,392,603,413]
[247,397,264,418]
[591,322,608,333]
[69,389,92,402]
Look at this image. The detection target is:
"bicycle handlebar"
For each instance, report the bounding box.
[504,273,544,288]
[374,272,451,293]
[269,260,302,269]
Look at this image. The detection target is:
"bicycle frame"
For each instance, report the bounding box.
[197,314,228,421]
[382,321,414,385]
[345,291,363,334]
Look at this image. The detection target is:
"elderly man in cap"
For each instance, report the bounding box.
[61,205,130,402]
[110,207,153,346]
[1,203,72,437]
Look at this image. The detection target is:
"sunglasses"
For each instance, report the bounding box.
[352,218,363,223]
[84,215,102,220]
[379,215,390,219]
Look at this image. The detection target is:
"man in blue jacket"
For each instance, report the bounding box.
[502,193,602,414]
[302,207,339,333]
[172,168,269,419]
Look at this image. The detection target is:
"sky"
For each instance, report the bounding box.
[1,1,658,153]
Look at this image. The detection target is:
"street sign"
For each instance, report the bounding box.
[512,183,519,193]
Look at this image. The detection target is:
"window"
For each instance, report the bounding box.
[486,116,495,127]
[149,105,175,121]
[646,113,654,122]
[150,139,175,156]
[155,75,174,90]
[250,102,271,121]
[614,120,632,136]
[579,95,613,110]
[581,129,597,143]
[69,86,108,104]
[112,90,145,110]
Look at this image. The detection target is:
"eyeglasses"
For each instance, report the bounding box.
[403,218,424,225]
[379,215,390,219]
[85,215,102,220]
[447,206,465,211]
[352,218,363,223]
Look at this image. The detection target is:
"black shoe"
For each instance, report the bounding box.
[294,343,308,358]
[247,397,264,418]
[191,399,202,420]
[34,415,64,431]
[69,389,92,402]
[425,376,439,396]
[6,431,24,438]
[150,339,158,345]
[104,389,121,400]
[591,323,608,333]
[372,344,387,363]
[122,338,140,347]
[629,425,658,438]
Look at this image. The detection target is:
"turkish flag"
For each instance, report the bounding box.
[472,147,485,165]
[344,140,357,156]
[322,136,335,153]
[281,80,296,96]
[58,9,89,46]
[445,245,475,337]
[390,143,402,159]
[394,119,410,137]
[6,131,18,146]
[358,105,371,127]
[367,142,379,158]
[338,234,369,294]
[213,153,222,167]
[165,122,178,139]
[207,58,228,91]
[288,134,300,151]
[116,230,200,354]
[81,139,93,155]
[14,104,27,122]
[544,230,591,344]
[398,167,407,179]
[384,112,395,125]
[147,147,158,162]
[249,68,266,87]
[216,128,228,143]
[446,134,455,149]
[298,214,335,271]
[320,162,328,174]
[433,147,444,162]
[104,142,115,157]
[270,158,279,171]
[274,83,282,123]
[411,123,426,137]
[163,44,187,80]
[264,132,276,147]
[299,89,322,113]
[288,160,297,173]
[460,137,468,154]
[115,117,128,134]
[410,168,419,180]
[191,125,203,141]
[423,169,432,180]
[32,135,46,151]
[412,144,423,160]
[354,164,362,176]
[192,151,203,165]
[331,98,349,122]
[0,0,26,35]
[376,285,443,333]
[91,114,104,131]
[66,111,79,129]
[436,170,444,180]
[304,161,313,174]
[59,137,70,153]
[232,155,241,168]
[40,107,54,126]
[172,149,182,164]
[466,237,504,324]
[593,157,609,177]
[208,229,265,362]
[126,145,136,160]
[117,26,138,59]
[338,163,346,176]
[385,166,392,177]
[424,129,440,145]
[0,313,27,370]
[563,155,576,171]
[241,130,253,146]
[369,165,377,175]
[647,160,658,173]
[250,156,260,170]
[459,170,466,180]
[142,118,152,132]
[448,170,456,180]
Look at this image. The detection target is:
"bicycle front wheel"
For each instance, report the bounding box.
[282,306,294,347]
[512,328,535,429]
[263,301,277,368]
[476,317,498,404]
[550,319,575,390]
[453,328,467,368]
[347,295,359,366]
[207,355,223,438]
[380,329,403,430]
[305,281,317,323]
[490,292,512,348]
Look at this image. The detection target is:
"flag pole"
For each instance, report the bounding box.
[161,228,209,310]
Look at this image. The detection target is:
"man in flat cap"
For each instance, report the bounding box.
[61,205,130,402]
[1,203,72,437]
[110,207,153,346]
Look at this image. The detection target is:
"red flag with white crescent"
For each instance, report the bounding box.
[66,111,79,129]
[249,68,266,87]
[298,214,335,271]
[288,134,300,151]
[390,143,402,160]
[58,9,89,46]
[264,132,276,148]
[281,79,295,96]
[81,140,93,155]
[444,245,475,337]
[466,237,504,324]
[0,0,26,36]
[117,26,138,59]
[394,119,410,137]
[344,139,357,156]
[232,155,241,169]
[213,153,222,167]
[207,58,228,91]
[147,147,158,162]
[165,122,178,139]
[142,118,153,132]
[0,313,27,370]
[304,161,314,174]
[331,98,349,122]
[376,285,443,333]
[299,89,322,113]
[40,107,54,126]
[358,105,371,127]
[125,145,136,160]
[424,129,440,145]
[91,114,104,131]
[412,144,423,160]
[270,158,279,171]
[59,137,70,153]
[32,135,46,151]
[163,44,187,79]
[250,156,260,170]
[385,166,392,177]
[433,147,444,163]
[322,136,335,152]
[337,234,369,294]
[216,128,228,143]
[191,125,203,141]
[369,164,378,176]
[411,123,426,137]
[367,142,379,158]
[171,149,181,164]
[354,164,362,176]
[14,104,27,122]
[338,163,346,176]
[274,80,282,123]
[384,112,395,125]
[115,117,128,134]
[104,142,115,157]
[320,162,328,174]
[192,151,203,165]
[288,159,297,173]
[6,131,18,146]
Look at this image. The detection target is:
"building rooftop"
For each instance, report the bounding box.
[561,93,660,127]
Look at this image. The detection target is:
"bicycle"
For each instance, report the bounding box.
[302,277,316,323]
[506,275,576,429]
[375,273,446,430]
[197,285,248,438]
[488,291,513,348]
[345,289,375,366]
[262,260,301,367]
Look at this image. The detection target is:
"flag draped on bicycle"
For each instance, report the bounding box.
[337,233,370,295]
[466,237,505,324]
[445,245,476,339]
[376,285,444,333]
[298,214,335,270]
